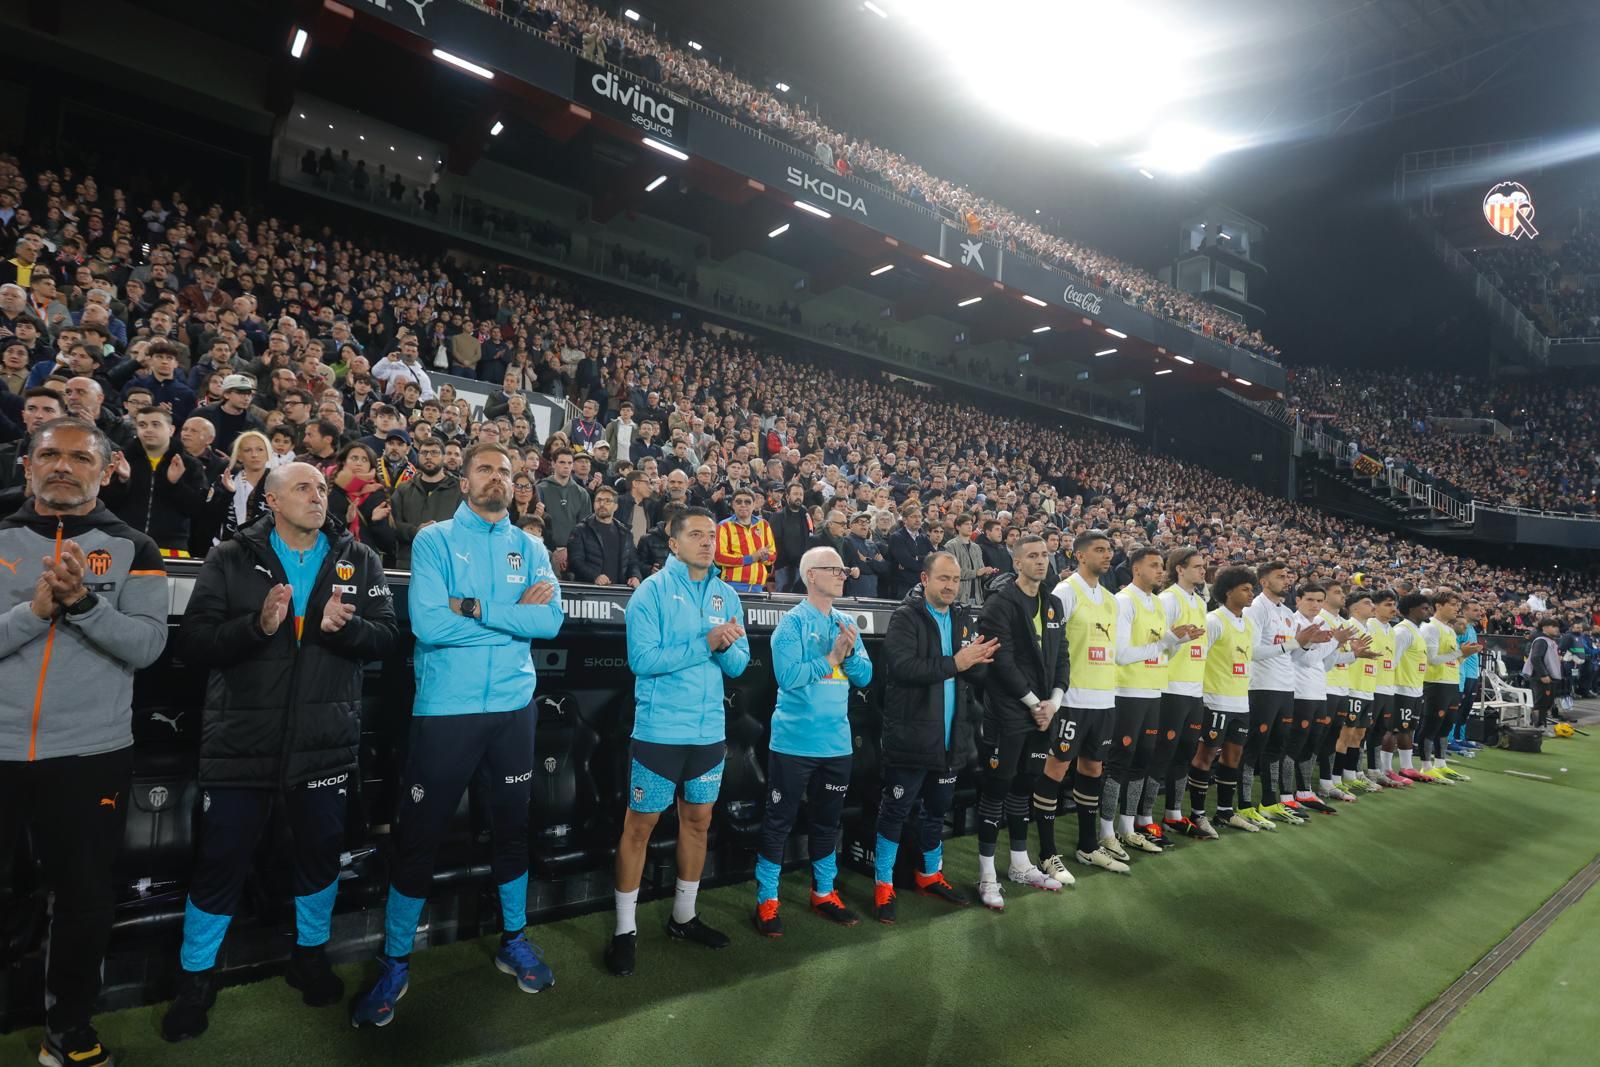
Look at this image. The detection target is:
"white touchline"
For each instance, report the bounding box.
[1503,770,1553,781]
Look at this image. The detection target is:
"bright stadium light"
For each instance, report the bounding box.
[958,296,983,307]
[642,137,689,160]
[1138,124,1238,175]
[1154,368,1173,375]
[1172,354,1194,365]
[864,1,889,16]
[688,40,703,50]
[290,28,309,58]
[1021,294,1047,307]
[1138,168,1156,180]
[870,264,895,276]
[432,49,494,79]
[1234,378,1253,387]
[490,120,505,136]
[898,1,1199,145]
[1095,347,1117,356]
[1105,328,1128,338]
[645,174,668,192]
[794,200,832,219]
[775,82,791,92]
[624,8,641,20]
[922,254,952,268]
[1032,325,1051,334]
[768,223,790,238]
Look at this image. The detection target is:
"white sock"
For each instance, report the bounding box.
[1296,791,1315,801]
[1398,749,1413,770]
[1135,814,1153,827]
[1165,808,1183,821]
[1280,794,1295,804]
[1422,758,1434,772]
[1116,814,1135,836]
[1342,769,1357,782]
[1009,848,1032,871]
[978,854,997,882]
[671,879,699,924]
[1319,779,1335,792]
[1437,756,1448,769]
[1382,750,1394,771]
[614,888,639,936]
[1098,817,1114,841]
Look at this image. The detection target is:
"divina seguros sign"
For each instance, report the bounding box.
[575,59,689,147]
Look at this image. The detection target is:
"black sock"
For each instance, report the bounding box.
[1072,774,1104,854]
[1031,777,1059,858]
[501,931,521,946]
[1215,764,1239,814]
[1187,766,1212,815]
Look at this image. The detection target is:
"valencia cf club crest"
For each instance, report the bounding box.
[1483,180,1538,240]
[1047,607,1055,620]
[86,549,112,576]
[988,756,999,770]
[711,594,724,613]
[410,785,425,803]
[544,757,557,773]
[335,560,354,581]
[892,784,904,799]
[633,786,645,803]
[770,789,782,804]
[506,551,524,572]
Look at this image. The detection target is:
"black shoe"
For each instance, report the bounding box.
[666,914,730,949]
[914,871,970,906]
[40,1025,113,1066]
[162,968,217,1043]
[810,891,861,927]
[754,900,784,938]
[604,931,637,977]
[286,943,344,1007]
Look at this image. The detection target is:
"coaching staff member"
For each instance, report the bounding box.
[0,417,168,1067]
[162,462,399,1042]
[873,550,998,923]
[607,506,749,977]
[351,442,564,1028]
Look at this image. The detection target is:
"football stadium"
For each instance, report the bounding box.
[2,1,1600,1064]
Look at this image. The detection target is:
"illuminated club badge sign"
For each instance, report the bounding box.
[1482,181,1539,240]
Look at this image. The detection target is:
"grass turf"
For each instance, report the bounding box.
[1422,833,1600,1067]
[17,734,1600,1067]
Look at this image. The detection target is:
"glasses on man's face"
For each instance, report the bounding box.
[811,566,848,576]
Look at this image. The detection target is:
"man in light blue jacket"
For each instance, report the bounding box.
[606,506,749,977]
[352,442,565,1028]
[754,545,872,937]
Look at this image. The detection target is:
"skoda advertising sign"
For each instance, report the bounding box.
[575,59,690,148]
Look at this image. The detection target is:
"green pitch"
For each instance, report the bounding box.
[28,735,1600,1067]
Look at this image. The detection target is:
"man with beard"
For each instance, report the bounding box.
[351,443,564,1027]
[0,418,169,1067]
[161,463,398,1042]
[390,439,462,569]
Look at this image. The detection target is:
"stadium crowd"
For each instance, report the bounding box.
[1468,229,1600,339]
[0,152,1596,626]
[490,0,1281,361]
[1286,365,1600,513]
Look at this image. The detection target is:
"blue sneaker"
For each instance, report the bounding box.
[350,955,409,1027]
[494,933,554,993]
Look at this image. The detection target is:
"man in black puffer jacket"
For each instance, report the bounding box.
[161,461,399,1044]
[870,551,998,923]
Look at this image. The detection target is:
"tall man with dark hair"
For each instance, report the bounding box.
[887,503,933,599]
[1523,616,1563,729]
[1361,589,1405,788]
[874,550,998,923]
[1242,562,1328,830]
[352,442,565,1027]
[162,463,398,1041]
[754,545,872,936]
[607,506,749,976]
[0,418,169,1067]
[1155,547,1213,840]
[1391,592,1433,783]
[974,534,1070,910]
[1420,591,1477,783]
[1187,566,1260,833]
[109,406,208,555]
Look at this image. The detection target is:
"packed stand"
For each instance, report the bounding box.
[0,154,1595,631]
[1286,365,1600,513]
[491,0,1280,361]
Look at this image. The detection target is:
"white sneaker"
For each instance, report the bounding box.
[1074,846,1131,874]
[1039,853,1077,887]
[1223,811,1260,832]
[1098,834,1132,864]
[977,878,1005,911]
[1364,769,1388,787]
[1007,863,1063,892]
[1119,830,1162,855]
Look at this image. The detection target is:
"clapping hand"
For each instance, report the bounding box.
[320,588,355,633]
[259,583,293,636]
[953,635,999,672]
[826,621,858,667]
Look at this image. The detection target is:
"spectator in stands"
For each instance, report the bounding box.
[888,502,934,599]
[214,430,274,543]
[376,430,417,491]
[299,420,341,477]
[0,417,168,1067]
[771,481,812,592]
[0,386,66,491]
[195,374,264,454]
[106,406,207,555]
[944,513,986,605]
[568,484,641,587]
[538,446,591,569]
[328,442,397,563]
[846,511,888,598]
[161,462,398,1044]
[121,339,197,423]
[390,439,462,569]
[714,487,773,592]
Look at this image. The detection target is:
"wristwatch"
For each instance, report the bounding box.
[460,597,480,620]
[64,592,98,617]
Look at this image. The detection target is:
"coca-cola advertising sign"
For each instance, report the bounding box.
[1062,284,1104,316]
